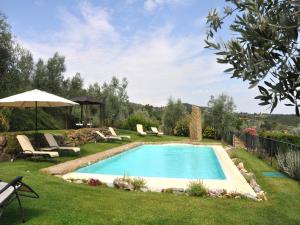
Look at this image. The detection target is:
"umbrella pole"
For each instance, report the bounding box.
[35,101,38,147]
[35,101,38,133]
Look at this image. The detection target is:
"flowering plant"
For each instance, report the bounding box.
[87,178,102,186]
[244,127,257,136]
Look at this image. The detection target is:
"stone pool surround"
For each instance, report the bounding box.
[41,142,256,198]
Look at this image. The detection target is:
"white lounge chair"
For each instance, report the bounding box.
[44,133,80,153]
[94,131,122,141]
[108,127,131,140]
[16,135,59,158]
[136,124,147,136]
[151,127,164,136]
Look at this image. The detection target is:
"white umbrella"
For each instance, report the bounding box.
[0,89,78,131]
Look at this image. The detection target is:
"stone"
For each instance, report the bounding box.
[253,186,262,193]
[235,195,241,199]
[249,179,258,188]
[237,162,244,170]
[243,193,258,201]
[189,106,202,141]
[73,179,84,184]
[208,188,224,197]
[113,178,134,191]
[231,158,240,164]
[172,188,185,195]
[140,187,148,192]
[257,191,268,201]
[66,128,111,145]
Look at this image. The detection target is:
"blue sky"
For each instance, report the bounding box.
[0,0,291,114]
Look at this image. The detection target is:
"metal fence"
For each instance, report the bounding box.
[238,133,300,166]
[223,132,300,179]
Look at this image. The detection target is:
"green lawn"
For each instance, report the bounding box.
[0,130,299,225]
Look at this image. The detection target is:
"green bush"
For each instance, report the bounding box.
[0,114,9,132]
[202,127,216,139]
[259,131,300,145]
[174,116,190,137]
[120,114,159,131]
[186,180,207,197]
[277,150,300,179]
[131,177,147,190]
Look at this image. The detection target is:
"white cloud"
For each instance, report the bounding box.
[20,1,226,107]
[143,0,185,12]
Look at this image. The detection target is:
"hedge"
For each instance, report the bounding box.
[258,131,300,146]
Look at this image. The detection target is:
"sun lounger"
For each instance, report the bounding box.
[0,176,39,222]
[136,124,147,136]
[16,135,59,158]
[151,127,164,136]
[44,133,80,153]
[94,131,122,141]
[108,127,131,140]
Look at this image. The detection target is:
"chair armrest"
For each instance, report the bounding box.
[0,176,23,194]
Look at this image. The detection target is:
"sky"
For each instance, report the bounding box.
[0,0,292,114]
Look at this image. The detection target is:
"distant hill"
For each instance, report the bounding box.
[130,102,300,128]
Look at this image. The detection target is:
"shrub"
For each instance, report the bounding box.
[0,114,9,132]
[244,127,257,136]
[259,131,300,145]
[121,114,159,131]
[174,116,190,137]
[186,180,207,197]
[131,177,147,190]
[202,127,216,139]
[87,178,102,186]
[277,151,300,179]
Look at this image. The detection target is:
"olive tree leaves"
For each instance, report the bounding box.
[205,0,300,115]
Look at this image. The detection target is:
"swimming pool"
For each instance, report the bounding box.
[76,144,226,180]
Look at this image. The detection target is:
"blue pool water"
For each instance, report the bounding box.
[77,144,226,180]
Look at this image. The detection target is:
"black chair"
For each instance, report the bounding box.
[0,176,39,223]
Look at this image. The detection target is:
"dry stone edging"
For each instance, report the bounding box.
[40,142,142,175]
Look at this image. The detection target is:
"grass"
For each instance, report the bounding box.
[0,130,299,225]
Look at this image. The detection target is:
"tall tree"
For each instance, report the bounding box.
[162,98,187,134]
[45,52,66,94]
[0,13,15,97]
[32,59,47,90]
[205,0,300,115]
[204,94,237,139]
[66,73,86,98]
[14,46,34,92]
[100,77,129,125]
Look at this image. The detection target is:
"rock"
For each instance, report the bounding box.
[253,186,262,193]
[243,193,258,201]
[237,162,244,170]
[235,196,241,199]
[172,188,185,195]
[249,179,258,188]
[74,179,84,184]
[240,168,248,173]
[231,158,240,164]
[208,188,224,197]
[257,191,268,201]
[113,178,134,191]
[140,187,148,192]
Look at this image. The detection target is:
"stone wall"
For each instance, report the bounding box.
[189,106,202,141]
